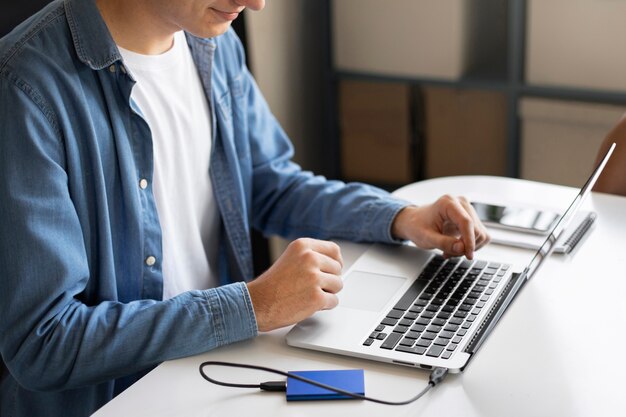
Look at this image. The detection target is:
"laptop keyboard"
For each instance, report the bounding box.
[362,255,510,360]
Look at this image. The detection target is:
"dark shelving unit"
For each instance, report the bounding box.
[322,0,626,184]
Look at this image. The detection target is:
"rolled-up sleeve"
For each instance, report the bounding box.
[202,282,258,347]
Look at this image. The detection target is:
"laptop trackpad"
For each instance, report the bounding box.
[339,271,406,312]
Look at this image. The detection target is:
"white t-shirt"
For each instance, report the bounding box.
[119,31,220,299]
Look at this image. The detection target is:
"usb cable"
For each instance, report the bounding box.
[199,361,448,406]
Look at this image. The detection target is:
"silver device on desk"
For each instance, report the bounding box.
[287,143,615,373]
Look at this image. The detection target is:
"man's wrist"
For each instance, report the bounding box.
[391,205,418,241]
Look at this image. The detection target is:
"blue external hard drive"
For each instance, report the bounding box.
[286,369,365,401]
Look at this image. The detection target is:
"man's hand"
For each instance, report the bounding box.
[246,238,344,332]
[391,195,490,259]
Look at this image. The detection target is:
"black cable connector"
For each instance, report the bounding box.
[260,381,287,392]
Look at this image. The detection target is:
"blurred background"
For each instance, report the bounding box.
[245,0,626,261]
[244,0,626,189]
[4,0,626,264]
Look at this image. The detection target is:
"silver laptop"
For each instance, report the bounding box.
[286,143,615,373]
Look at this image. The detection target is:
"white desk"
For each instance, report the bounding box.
[93,176,626,417]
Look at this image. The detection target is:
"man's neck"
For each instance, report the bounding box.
[95,0,177,55]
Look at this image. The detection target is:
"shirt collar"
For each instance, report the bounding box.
[64,0,122,70]
[63,0,218,72]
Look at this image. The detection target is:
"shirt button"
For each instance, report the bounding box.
[145,256,156,266]
[139,179,148,189]
[108,64,116,73]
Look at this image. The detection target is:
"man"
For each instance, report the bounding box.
[0,0,489,415]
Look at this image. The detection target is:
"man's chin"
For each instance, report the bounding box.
[189,22,233,39]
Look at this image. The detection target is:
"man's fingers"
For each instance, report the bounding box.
[458,197,491,251]
[475,230,490,249]
[320,291,339,310]
[444,198,476,258]
[319,272,343,294]
[299,238,344,268]
[421,228,463,257]
[316,253,343,275]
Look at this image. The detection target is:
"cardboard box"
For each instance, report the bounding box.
[332,0,507,80]
[339,80,413,184]
[520,98,626,187]
[423,86,508,178]
[526,0,626,91]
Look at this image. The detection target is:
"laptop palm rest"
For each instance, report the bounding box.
[340,271,406,312]
[286,244,432,352]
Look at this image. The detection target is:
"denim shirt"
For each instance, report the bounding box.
[0,0,408,415]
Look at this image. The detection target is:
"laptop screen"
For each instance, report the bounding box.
[523,142,616,279]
